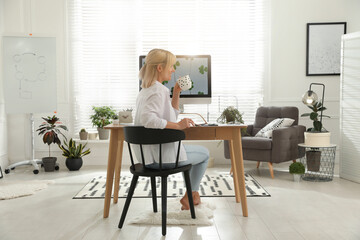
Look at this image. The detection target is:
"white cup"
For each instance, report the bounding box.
[176,75,192,91]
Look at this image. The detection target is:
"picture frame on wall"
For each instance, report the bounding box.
[306,22,347,76]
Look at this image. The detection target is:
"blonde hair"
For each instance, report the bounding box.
[139,49,176,88]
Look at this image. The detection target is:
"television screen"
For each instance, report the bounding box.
[139,55,211,99]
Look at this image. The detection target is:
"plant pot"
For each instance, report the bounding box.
[88,133,97,140]
[304,132,331,147]
[42,157,57,172]
[306,150,321,172]
[293,174,302,182]
[79,132,88,140]
[65,158,83,171]
[97,127,110,140]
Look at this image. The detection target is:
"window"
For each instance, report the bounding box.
[68,0,269,132]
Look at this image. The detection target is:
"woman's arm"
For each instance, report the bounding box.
[166,118,195,130]
[171,83,181,110]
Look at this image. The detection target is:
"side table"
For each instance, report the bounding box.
[298,144,336,182]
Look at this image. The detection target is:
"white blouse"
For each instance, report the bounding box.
[133,81,187,165]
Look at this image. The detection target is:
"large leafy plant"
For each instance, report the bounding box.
[217,106,244,124]
[59,138,91,159]
[301,101,330,132]
[90,106,117,128]
[36,115,68,157]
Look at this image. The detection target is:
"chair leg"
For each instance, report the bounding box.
[229,165,233,175]
[256,161,260,168]
[118,175,139,228]
[151,176,157,212]
[161,176,167,236]
[268,162,274,179]
[183,170,196,219]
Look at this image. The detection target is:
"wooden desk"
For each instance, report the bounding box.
[103,124,248,218]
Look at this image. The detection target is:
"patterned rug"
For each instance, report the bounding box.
[73,173,270,199]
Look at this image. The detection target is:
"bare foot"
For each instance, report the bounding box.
[180,191,201,210]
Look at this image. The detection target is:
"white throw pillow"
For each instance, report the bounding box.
[255,118,295,138]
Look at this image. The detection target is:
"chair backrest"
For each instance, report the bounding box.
[123,126,185,169]
[252,106,299,136]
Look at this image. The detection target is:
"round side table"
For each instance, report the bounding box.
[298,144,336,182]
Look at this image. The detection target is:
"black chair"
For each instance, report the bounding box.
[118,126,196,236]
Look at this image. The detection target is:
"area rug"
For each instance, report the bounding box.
[128,198,216,226]
[73,173,270,199]
[0,180,54,200]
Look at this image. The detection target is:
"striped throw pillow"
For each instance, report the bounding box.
[255,118,295,138]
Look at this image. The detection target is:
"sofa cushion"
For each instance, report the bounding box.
[242,136,272,150]
[255,118,295,138]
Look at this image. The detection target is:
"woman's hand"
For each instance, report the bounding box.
[177,118,195,129]
[173,82,182,96]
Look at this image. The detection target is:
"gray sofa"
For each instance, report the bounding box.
[225,106,306,178]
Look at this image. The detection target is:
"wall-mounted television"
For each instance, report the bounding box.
[139,55,211,105]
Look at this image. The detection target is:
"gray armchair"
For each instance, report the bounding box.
[225,106,305,178]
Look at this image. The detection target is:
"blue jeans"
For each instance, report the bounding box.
[145,145,209,191]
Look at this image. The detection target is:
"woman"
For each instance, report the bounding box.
[135,49,209,210]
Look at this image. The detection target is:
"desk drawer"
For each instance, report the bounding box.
[184,128,216,140]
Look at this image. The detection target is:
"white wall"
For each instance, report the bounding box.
[2,0,360,169]
[267,0,360,169]
[1,0,70,167]
[0,0,8,169]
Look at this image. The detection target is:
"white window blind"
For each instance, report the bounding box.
[68,0,269,133]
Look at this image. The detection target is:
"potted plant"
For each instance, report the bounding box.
[79,128,88,140]
[112,114,119,125]
[90,106,116,139]
[289,162,305,182]
[36,115,68,172]
[301,101,330,171]
[59,138,91,171]
[301,101,331,146]
[217,106,244,124]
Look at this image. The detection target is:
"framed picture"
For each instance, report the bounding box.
[306,22,346,76]
[0,166,3,179]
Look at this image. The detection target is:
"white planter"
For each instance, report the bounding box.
[304,132,331,147]
[293,174,302,182]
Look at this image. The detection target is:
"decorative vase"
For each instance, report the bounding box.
[88,133,97,140]
[118,111,133,123]
[42,157,57,172]
[306,150,321,172]
[65,158,83,171]
[97,127,110,140]
[304,132,331,147]
[293,174,302,182]
[79,132,88,140]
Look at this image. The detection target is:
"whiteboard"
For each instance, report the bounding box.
[2,36,57,114]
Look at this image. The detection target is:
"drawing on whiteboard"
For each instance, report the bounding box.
[13,52,47,99]
[3,36,56,114]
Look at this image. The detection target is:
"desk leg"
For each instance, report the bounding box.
[113,133,124,204]
[103,130,119,218]
[229,140,241,203]
[232,129,248,217]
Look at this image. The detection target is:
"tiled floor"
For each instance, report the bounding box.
[1,163,360,240]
